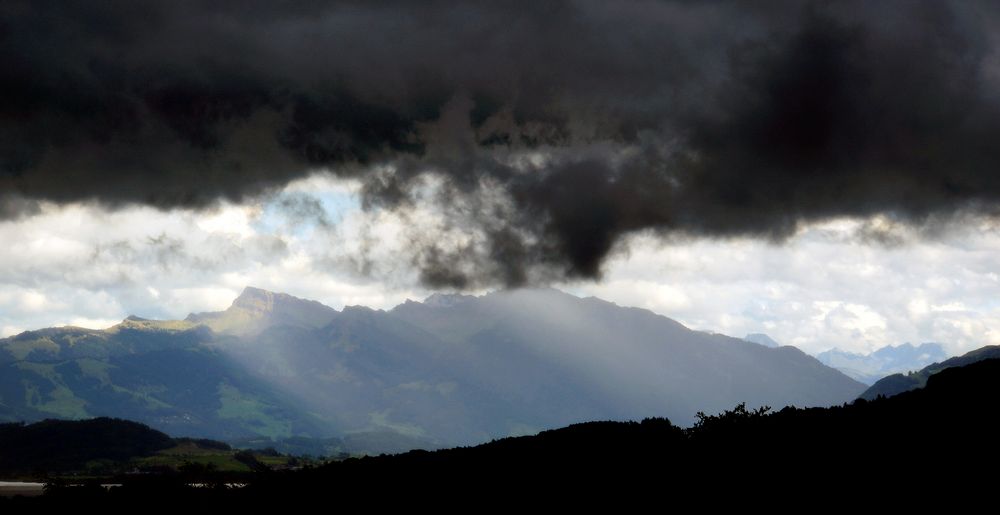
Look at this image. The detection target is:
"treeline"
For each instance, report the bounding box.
[0,418,173,474]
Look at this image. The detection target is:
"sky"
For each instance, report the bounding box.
[4,1,1000,356]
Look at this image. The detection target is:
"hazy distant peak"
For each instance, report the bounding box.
[422,293,476,308]
[230,287,277,315]
[234,285,272,302]
[227,287,333,315]
[232,286,292,312]
[496,287,576,299]
[871,342,946,359]
[817,342,949,385]
[744,333,781,348]
[340,305,384,317]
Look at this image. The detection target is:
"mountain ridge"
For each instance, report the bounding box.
[1,287,866,451]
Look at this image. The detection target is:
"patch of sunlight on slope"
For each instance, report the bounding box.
[110,318,197,332]
[75,358,172,410]
[216,382,291,439]
[16,362,89,418]
[3,337,60,360]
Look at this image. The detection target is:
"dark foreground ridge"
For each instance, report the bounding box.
[4,357,999,508]
[860,344,1000,400]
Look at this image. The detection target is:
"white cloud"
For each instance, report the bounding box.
[0,175,427,334]
[195,204,258,237]
[566,226,1000,356]
[0,326,24,338]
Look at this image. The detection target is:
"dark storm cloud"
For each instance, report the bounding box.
[3,1,1000,287]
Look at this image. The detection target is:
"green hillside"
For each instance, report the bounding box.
[0,321,325,439]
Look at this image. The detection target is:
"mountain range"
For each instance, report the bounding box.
[0,287,865,450]
[742,333,951,385]
[815,342,949,385]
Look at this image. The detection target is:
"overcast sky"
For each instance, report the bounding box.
[4,1,1000,357]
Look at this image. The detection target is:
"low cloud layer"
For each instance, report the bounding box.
[4,1,1000,286]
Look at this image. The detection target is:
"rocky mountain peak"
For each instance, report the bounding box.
[186,287,338,335]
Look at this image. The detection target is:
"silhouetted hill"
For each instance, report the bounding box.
[258,357,1000,501]
[1,287,864,451]
[859,345,1000,400]
[0,418,173,474]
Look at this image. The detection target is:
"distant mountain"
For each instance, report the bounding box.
[0,287,865,450]
[816,342,948,385]
[859,345,1000,400]
[744,333,781,348]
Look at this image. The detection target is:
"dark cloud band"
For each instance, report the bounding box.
[3,1,1000,286]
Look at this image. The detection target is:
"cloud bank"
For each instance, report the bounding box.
[4,1,1000,286]
[3,176,1000,357]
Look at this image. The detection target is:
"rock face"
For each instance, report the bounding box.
[1,287,866,450]
[186,287,338,336]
